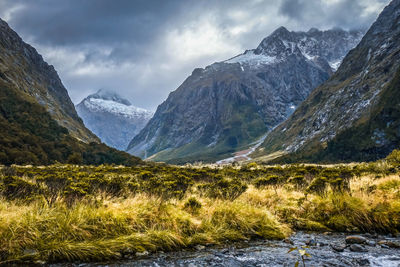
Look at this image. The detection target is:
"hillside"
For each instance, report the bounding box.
[0,18,98,143]
[0,79,141,165]
[128,27,362,163]
[254,0,400,163]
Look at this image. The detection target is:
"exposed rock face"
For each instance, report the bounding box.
[76,89,153,150]
[0,18,98,143]
[127,27,363,163]
[255,0,400,163]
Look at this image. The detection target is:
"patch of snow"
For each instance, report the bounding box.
[225,50,278,66]
[329,59,343,71]
[84,98,153,120]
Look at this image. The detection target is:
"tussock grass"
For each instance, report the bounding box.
[0,162,400,264]
[0,194,288,264]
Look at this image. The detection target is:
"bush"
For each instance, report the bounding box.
[253,175,281,191]
[288,175,306,189]
[204,178,248,201]
[184,197,202,214]
[306,177,328,195]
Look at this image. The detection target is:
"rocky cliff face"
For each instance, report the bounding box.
[0,18,98,143]
[76,89,153,150]
[255,0,400,163]
[127,27,363,163]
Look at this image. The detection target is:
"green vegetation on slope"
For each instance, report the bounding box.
[150,102,268,164]
[0,80,141,166]
[268,67,400,164]
[1,151,400,264]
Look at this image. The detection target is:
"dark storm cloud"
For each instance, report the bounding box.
[0,0,390,109]
[279,0,389,30]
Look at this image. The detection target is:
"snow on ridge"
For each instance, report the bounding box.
[225,50,278,66]
[84,98,153,119]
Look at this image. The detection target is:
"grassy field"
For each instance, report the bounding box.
[0,151,400,264]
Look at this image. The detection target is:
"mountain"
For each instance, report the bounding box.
[0,18,97,143]
[127,27,363,163]
[0,18,141,166]
[76,89,153,150]
[254,0,400,163]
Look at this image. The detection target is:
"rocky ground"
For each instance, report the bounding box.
[53,232,400,267]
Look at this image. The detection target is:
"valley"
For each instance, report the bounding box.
[0,0,399,266]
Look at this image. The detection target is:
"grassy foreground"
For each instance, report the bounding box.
[1,151,400,264]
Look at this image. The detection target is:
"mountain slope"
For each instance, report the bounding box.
[0,18,141,166]
[0,18,97,143]
[127,27,362,163]
[254,0,400,163]
[76,89,153,150]
[0,79,141,166]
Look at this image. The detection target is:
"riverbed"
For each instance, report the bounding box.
[55,232,400,267]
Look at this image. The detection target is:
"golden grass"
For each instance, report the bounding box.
[0,173,399,264]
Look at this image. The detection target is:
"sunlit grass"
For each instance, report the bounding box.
[0,161,399,264]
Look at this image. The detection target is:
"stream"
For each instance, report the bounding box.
[55,232,400,267]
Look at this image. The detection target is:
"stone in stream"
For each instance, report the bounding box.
[350,244,368,252]
[195,245,206,251]
[305,238,317,246]
[330,243,346,252]
[345,235,367,244]
[365,240,376,247]
[378,240,400,248]
[135,251,150,257]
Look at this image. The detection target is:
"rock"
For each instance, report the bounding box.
[331,243,346,252]
[345,235,367,244]
[284,238,294,245]
[305,238,317,246]
[380,244,390,249]
[318,242,327,247]
[350,244,368,252]
[365,240,376,247]
[195,245,206,251]
[135,251,150,257]
[355,258,370,265]
[323,232,332,235]
[378,240,400,248]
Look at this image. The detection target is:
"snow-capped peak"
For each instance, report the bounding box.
[89,89,132,106]
[83,98,153,120]
[80,89,153,120]
[223,27,363,72]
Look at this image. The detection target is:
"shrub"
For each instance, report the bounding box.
[287,175,306,189]
[184,197,202,214]
[205,178,248,201]
[1,176,39,201]
[306,177,328,196]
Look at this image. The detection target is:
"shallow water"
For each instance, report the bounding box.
[56,232,400,267]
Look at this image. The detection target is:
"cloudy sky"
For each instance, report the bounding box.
[0,0,390,110]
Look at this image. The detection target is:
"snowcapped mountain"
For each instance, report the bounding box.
[226,26,363,71]
[254,0,400,163]
[76,89,153,150]
[127,27,363,164]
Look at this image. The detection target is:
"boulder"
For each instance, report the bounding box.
[350,244,368,252]
[345,235,367,244]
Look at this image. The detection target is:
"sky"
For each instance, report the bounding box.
[0,0,390,110]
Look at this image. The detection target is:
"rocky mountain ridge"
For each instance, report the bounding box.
[76,89,153,150]
[0,18,98,143]
[127,27,363,163]
[254,0,400,163]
